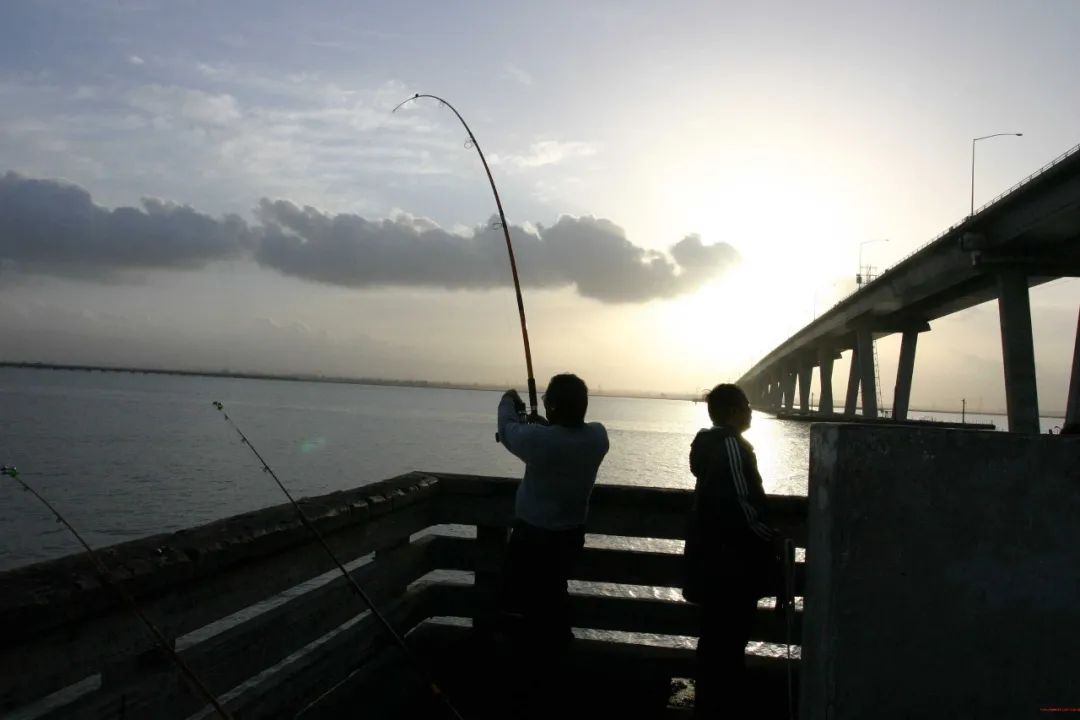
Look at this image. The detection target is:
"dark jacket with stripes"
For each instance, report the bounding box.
[683,426,776,603]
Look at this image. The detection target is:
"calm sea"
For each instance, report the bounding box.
[0,366,1056,572]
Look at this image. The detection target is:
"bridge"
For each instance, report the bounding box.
[738,143,1080,433]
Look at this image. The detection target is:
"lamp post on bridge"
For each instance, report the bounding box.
[971,132,1023,216]
[857,239,889,288]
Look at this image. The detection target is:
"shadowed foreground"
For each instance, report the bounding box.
[311,622,797,719]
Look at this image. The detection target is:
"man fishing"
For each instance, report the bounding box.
[496,374,609,656]
[683,383,786,717]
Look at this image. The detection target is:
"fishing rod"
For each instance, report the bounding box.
[392,93,539,420]
[210,402,465,720]
[0,465,233,720]
[782,537,796,720]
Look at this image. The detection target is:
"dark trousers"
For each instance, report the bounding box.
[499,520,585,652]
[695,591,759,717]
[690,539,781,718]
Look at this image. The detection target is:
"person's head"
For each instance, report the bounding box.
[705,383,751,433]
[543,373,589,427]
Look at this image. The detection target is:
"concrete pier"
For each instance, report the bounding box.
[855,330,878,418]
[817,347,835,415]
[844,348,860,416]
[782,370,797,412]
[997,270,1040,432]
[891,329,919,421]
[1067,307,1080,427]
[798,365,813,412]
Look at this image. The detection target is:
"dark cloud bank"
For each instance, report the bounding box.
[0,172,739,303]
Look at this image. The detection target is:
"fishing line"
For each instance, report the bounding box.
[783,537,796,720]
[0,465,233,720]
[210,402,465,720]
[392,93,539,419]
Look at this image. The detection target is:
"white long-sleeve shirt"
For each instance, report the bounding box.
[497,395,609,530]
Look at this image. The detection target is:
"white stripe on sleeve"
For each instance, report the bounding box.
[726,437,774,541]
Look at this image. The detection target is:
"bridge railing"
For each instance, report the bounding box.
[0,473,807,719]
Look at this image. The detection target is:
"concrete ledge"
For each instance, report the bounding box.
[802,424,1080,719]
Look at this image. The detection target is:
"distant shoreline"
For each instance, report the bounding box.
[0,360,699,402]
[0,361,1066,417]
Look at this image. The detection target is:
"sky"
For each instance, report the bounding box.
[0,0,1077,412]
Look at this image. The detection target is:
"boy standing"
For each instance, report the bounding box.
[683,383,784,717]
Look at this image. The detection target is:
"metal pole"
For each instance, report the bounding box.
[970,133,1023,217]
[971,138,977,217]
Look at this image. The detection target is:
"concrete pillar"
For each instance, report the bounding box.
[856,329,878,418]
[844,347,860,416]
[818,346,835,415]
[892,330,920,421]
[783,370,797,411]
[1066,307,1080,427]
[799,365,813,412]
[997,271,1040,433]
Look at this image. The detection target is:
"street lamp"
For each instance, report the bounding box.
[971,132,1023,216]
[857,238,889,288]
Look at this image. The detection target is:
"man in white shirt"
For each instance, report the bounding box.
[497,373,609,654]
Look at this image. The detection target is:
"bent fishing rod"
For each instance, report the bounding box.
[211,403,465,720]
[393,93,539,420]
[0,465,233,720]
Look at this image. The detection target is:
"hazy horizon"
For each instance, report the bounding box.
[1,1,1077,415]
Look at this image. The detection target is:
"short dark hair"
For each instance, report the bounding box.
[705,383,748,424]
[544,373,589,426]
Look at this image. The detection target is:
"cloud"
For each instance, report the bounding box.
[255,202,739,302]
[502,64,534,86]
[127,84,241,126]
[127,55,145,66]
[0,172,740,303]
[0,172,250,277]
[490,140,597,169]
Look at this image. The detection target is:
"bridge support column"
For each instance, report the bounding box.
[892,329,920,421]
[783,370,797,412]
[798,365,813,412]
[997,271,1040,433]
[856,330,878,418]
[817,347,835,415]
[1066,307,1080,428]
[844,347,860,416]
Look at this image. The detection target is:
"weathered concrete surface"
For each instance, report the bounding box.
[802,425,1080,719]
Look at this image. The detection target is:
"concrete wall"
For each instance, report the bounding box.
[802,424,1080,719]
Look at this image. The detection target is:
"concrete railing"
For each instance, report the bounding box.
[0,473,807,719]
